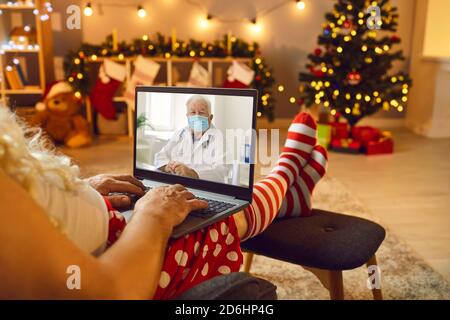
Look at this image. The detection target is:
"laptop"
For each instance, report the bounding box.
[120,86,257,239]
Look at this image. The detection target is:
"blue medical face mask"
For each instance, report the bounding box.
[188,115,209,132]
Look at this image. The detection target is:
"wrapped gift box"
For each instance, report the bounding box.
[351,126,382,146]
[317,123,332,148]
[329,122,349,139]
[365,138,394,155]
[330,138,362,154]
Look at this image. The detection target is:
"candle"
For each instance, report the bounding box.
[227,31,232,56]
[112,29,118,51]
[171,27,177,52]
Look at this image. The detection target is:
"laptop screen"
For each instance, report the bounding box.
[135,89,255,189]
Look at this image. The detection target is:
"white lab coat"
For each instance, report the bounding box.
[154,126,230,183]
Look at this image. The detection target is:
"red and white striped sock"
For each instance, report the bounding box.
[242,113,317,240]
[278,145,328,218]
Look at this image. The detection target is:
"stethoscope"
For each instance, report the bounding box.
[177,127,213,150]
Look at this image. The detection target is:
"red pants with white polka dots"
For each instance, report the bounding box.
[104,198,243,300]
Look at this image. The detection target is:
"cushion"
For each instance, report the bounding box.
[241,209,386,270]
[177,272,277,300]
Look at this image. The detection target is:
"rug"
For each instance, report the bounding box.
[62,138,450,300]
[248,176,450,300]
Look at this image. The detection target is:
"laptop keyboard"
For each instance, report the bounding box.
[190,197,235,219]
[132,187,235,218]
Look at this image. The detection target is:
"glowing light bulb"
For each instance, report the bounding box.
[289,97,297,104]
[84,3,93,16]
[74,91,81,99]
[252,23,261,33]
[200,14,212,28]
[296,0,305,10]
[278,85,285,92]
[142,35,149,41]
[137,6,147,18]
[337,47,343,53]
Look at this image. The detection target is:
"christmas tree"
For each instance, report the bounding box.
[299,0,412,127]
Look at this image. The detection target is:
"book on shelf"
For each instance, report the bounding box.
[5,65,24,90]
[15,59,28,85]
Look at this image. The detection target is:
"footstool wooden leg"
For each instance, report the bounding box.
[366,255,383,300]
[328,270,344,300]
[244,252,255,273]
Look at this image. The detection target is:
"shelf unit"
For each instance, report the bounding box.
[84,56,252,137]
[0,0,54,106]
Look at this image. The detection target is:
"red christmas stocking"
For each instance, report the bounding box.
[90,60,126,120]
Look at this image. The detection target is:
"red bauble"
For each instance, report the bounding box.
[347,71,362,85]
[343,20,351,29]
[255,75,261,81]
[314,48,322,56]
[391,35,401,42]
[297,98,305,106]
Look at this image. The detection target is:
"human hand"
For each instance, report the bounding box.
[166,161,199,179]
[86,174,145,208]
[134,184,208,229]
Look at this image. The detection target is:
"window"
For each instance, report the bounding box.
[145,93,173,131]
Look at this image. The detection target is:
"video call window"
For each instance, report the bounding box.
[136,92,254,187]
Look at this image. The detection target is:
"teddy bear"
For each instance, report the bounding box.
[33,81,92,148]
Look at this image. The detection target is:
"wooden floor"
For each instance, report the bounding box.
[64,126,450,283]
[327,128,450,282]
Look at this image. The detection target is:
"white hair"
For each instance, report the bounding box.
[186,95,211,114]
[0,106,82,193]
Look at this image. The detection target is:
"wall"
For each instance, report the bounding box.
[406,0,450,137]
[51,0,415,119]
[423,0,450,59]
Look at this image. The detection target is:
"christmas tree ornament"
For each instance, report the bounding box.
[314,48,323,56]
[347,71,362,85]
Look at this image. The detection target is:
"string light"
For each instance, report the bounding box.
[200,14,212,28]
[84,2,93,17]
[137,5,147,18]
[289,97,296,104]
[251,18,262,33]
[296,0,306,10]
[277,85,285,92]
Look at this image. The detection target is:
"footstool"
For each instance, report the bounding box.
[241,209,386,300]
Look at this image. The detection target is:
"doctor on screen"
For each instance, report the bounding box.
[154,95,229,183]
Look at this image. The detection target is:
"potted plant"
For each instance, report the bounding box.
[136,114,154,142]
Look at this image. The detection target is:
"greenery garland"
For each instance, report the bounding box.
[64,33,276,121]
